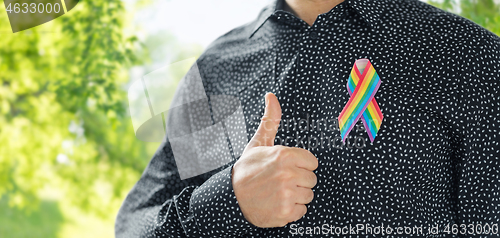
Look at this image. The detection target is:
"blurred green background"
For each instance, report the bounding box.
[0,0,498,237]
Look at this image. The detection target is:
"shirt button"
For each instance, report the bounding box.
[309,31,318,40]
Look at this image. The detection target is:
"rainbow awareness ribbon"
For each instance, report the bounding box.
[338,59,384,143]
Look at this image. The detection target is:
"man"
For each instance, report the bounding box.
[116,0,500,237]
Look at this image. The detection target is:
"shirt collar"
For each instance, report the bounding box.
[249,0,280,38]
[249,0,384,38]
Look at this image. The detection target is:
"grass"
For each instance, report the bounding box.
[0,198,64,238]
[0,196,117,238]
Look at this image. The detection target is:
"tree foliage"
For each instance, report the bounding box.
[0,0,152,215]
[429,0,500,35]
[0,0,498,237]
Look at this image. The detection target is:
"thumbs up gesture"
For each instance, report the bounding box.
[232,93,318,228]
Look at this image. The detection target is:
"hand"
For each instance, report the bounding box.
[232,92,318,228]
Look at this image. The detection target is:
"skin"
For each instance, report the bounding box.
[232,93,318,227]
[284,0,345,26]
[232,1,344,228]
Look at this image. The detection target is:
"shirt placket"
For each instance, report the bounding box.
[291,8,348,151]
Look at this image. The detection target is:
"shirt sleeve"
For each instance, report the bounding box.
[115,62,257,237]
[455,33,500,226]
[114,139,255,238]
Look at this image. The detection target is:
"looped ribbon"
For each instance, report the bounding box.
[338,59,384,143]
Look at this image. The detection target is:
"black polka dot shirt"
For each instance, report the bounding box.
[116,0,500,237]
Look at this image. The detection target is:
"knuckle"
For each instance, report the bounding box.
[277,181,290,200]
[272,152,290,169]
[306,189,314,203]
[290,205,307,223]
[304,150,319,168]
[276,170,293,182]
[310,157,319,170]
[301,205,308,217]
[309,172,318,186]
[260,115,273,124]
[260,116,278,130]
[298,148,318,170]
[273,146,289,159]
[280,204,293,217]
[279,188,292,200]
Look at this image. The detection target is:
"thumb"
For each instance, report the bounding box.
[247,92,282,148]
